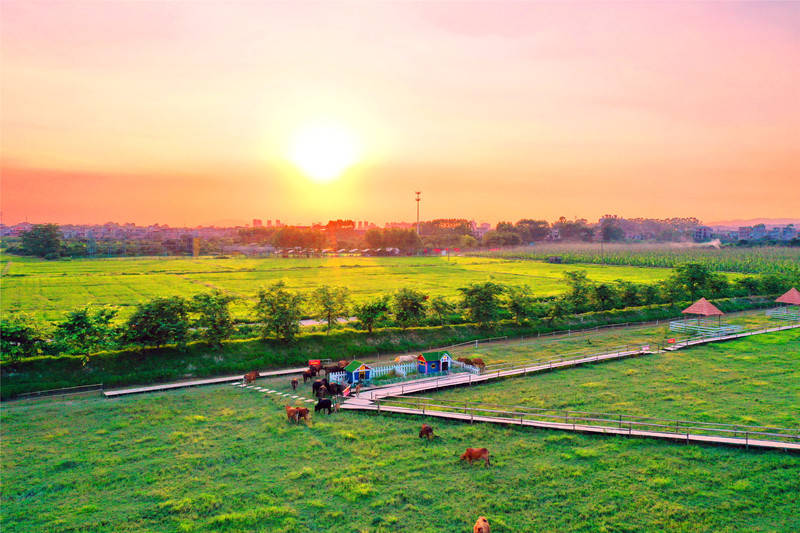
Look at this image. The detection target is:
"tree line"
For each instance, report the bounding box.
[1,263,794,362]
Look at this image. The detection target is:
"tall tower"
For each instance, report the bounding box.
[415,191,421,235]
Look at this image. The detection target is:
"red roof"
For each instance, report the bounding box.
[682,298,724,317]
[776,287,800,305]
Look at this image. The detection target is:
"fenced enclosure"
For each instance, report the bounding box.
[766,307,800,320]
[669,319,743,336]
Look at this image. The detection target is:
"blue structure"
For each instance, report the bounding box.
[417,351,452,374]
[344,360,372,383]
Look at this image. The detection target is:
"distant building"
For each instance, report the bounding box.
[252,219,263,227]
[693,226,713,242]
[738,226,752,240]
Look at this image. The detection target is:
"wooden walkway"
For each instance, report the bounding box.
[340,400,800,452]
[103,367,306,397]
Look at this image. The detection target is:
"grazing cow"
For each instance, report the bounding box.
[337,360,349,369]
[473,516,490,533]
[460,447,491,467]
[315,398,333,414]
[302,370,314,383]
[470,358,486,371]
[312,379,329,396]
[291,378,298,391]
[285,405,300,423]
[355,383,362,397]
[295,407,311,426]
[326,382,344,396]
[457,357,472,365]
[323,365,342,376]
[316,385,328,399]
[243,370,259,384]
[419,423,435,440]
[395,355,416,363]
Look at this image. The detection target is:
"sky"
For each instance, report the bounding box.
[1,1,799,226]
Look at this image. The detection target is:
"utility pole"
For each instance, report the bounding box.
[415,191,421,235]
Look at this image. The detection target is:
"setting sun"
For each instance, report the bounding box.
[288,123,361,182]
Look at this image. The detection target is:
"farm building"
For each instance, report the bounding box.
[344,361,372,383]
[417,351,452,374]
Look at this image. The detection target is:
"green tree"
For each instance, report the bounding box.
[615,280,641,308]
[353,296,390,333]
[311,285,349,334]
[253,281,304,342]
[0,314,45,361]
[590,283,618,311]
[429,296,456,325]
[191,290,236,347]
[505,285,536,324]
[392,288,428,329]
[667,263,717,301]
[20,224,62,258]
[563,270,593,312]
[54,306,118,360]
[458,281,506,326]
[546,297,572,323]
[123,297,190,349]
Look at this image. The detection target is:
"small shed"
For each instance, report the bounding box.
[417,351,452,374]
[682,297,724,324]
[670,297,742,336]
[344,360,372,383]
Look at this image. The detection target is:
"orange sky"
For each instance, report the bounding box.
[1,2,798,226]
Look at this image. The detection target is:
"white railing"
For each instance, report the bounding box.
[450,360,480,374]
[328,371,346,384]
[766,307,800,320]
[669,320,743,336]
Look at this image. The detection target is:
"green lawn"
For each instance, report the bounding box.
[422,330,800,428]
[0,255,679,322]
[446,308,785,367]
[2,330,799,532]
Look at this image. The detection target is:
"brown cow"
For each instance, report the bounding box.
[419,423,434,440]
[302,369,314,383]
[285,405,300,423]
[471,358,486,371]
[460,447,491,467]
[323,365,342,376]
[337,360,349,369]
[291,378,298,391]
[243,371,259,384]
[457,357,472,365]
[473,516,490,533]
[295,407,311,426]
[355,383,362,397]
[316,385,328,399]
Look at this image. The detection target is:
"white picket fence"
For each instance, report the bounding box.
[450,360,480,374]
[371,362,417,379]
[328,371,346,384]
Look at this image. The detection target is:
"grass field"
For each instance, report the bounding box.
[445,309,788,367]
[2,331,798,532]
[420,330,800,429]
[0,255,682,322]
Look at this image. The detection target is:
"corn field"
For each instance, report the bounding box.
[470,243,800,276]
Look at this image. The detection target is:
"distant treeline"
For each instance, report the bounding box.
[2,263,795,362]
[7,216,776,259]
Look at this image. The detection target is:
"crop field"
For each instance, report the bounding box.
[419,330,800,429]
[0,255,680,322]
[3,331,799,532]
[473,243,800,276]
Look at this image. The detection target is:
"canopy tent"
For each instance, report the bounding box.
[767,287,800,320]
[681,298,724,317]
[775,288,800,305]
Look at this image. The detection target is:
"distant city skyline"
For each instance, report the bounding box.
[2,2,799,225]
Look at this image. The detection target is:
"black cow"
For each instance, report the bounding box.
[315,398,333,414]
[312,379,329,396]
[327,382,344,396]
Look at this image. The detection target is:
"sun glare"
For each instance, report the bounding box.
[288,123,361,182]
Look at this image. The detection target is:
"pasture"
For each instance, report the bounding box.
[2,331,799,532]
[0,254,679,322]
[419,330,800,429]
